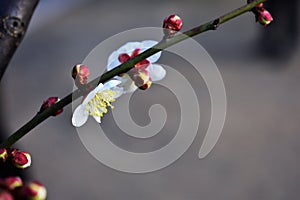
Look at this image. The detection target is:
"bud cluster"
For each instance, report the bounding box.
[0,148,31,169]
[0,177,46,200]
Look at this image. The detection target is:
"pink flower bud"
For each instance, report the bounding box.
[17,181,47,200]
[258,8,273,27]
[72,64,90,87]
[0,190,13,200]
[0,148,8,162]
[163,14,183,37]
[1,177,23,190]
[12,151,31,169]
[39,97,63,116]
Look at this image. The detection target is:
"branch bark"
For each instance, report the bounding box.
[0,0,39,81]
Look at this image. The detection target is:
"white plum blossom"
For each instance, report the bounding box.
[107,40,166,93]
[72,41,166,127]
[72,80,121,127]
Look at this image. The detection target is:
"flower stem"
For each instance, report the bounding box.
[0,0,266,148]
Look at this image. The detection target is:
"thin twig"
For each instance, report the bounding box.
[0,0,266,148]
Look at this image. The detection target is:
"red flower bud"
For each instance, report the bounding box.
[1,177,23,190]
[249,1,273,27]
[163,14,183,37]
[39,97,63,116]
[17,181,47,200]
[258,8,273,27]
[72,64,90,87]
[0,190,13,200]
[0,148,8,162]
[12,151,31,169]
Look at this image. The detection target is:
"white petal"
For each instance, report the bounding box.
[141,40,161,63]
[107,40,161,76]
[147,52,162,63]
[141,40,158,48]
[112,86,124,98]
[72,105,89,127]
[107,50,119,70]
[107,40,161,72]
[123,81,138,93]
[93,115,101,123]
[82,83,104,105]
[107,53,121,71]
[117,42,141,54]
[148,64,166,81]
[107,42,140,71]
[102,80,122,90]
[117,74,138,93]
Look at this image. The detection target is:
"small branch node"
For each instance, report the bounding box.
[2,16,25,38]
[213,18,220,30]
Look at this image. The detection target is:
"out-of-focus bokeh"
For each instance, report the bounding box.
[1,0,300,199]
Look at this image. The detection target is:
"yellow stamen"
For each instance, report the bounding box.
[85,89,118,118]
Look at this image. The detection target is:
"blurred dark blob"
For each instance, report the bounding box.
[0,160,26,179]
[260,0,299,60]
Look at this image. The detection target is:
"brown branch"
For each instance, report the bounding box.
[0,0,39,81]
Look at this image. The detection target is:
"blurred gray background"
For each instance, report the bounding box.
[1,0,300,199]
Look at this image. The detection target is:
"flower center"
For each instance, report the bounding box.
[85,89,117,117]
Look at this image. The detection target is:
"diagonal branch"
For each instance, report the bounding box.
[0,0,39,81]
[0,0,267,148]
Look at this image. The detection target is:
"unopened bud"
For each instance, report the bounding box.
[20,181,47,200]
[0,148,8,162]
[12,151,31,169]
[258,8,273,27]
[0,190,13,200]
[72,64,90,87]
[39,97,63,116]
[1,177,23,190]
[163,14,183,37]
